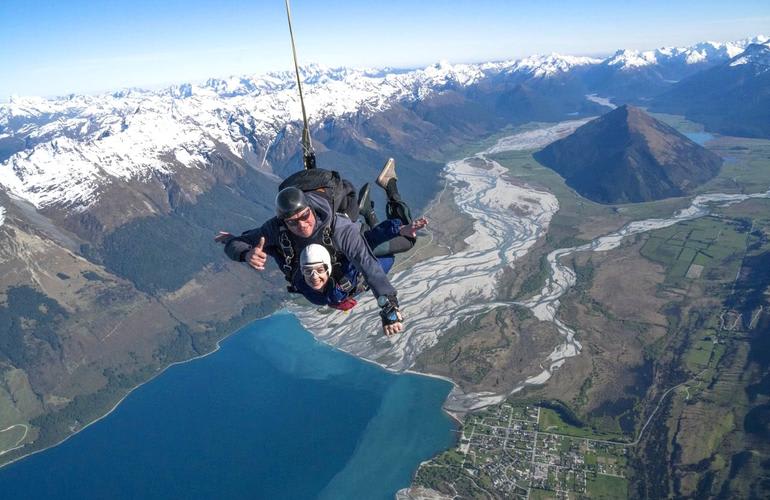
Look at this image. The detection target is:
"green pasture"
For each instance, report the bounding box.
[699,137,770,194]
[640,216,748,286]
[587,474,629,499]
[538,408,624,441]
[530,488,557,500]
[684,340,715,372]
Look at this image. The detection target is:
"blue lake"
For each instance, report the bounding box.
[685,131,714,145]
[0,314,457,499]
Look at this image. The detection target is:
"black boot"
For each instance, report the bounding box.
[386,200,412,225]
[358,183,379,228]
[376,159,411,225]
[384,179,411,225]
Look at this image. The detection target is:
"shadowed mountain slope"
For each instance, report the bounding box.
[534,105,722,203]
[651,43,770,138]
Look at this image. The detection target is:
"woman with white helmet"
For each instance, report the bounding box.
[296,210,426,335]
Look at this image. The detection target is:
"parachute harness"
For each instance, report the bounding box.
[277,220,365,297]
[278,228,296,287]
[278,223,344,293]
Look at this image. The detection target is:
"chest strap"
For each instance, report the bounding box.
[278,222,339,292]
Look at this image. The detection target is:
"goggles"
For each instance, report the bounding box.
[284,208,312,227]
[301,265,328,278]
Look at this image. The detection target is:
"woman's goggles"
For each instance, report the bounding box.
[301,265,328,278]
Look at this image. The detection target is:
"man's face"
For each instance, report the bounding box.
[302,264,329,290]
[284,207,316,238]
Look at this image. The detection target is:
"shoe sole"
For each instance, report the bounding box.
[376,158,397,190]
[357,183,371,213]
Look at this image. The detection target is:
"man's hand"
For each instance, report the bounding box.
[383,313,404,336]
[246,236,267,271]
[214,231,233,243]
[379,295,403,336]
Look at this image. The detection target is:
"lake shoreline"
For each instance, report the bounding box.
[0,313,460,500]
[0,307,280,470]
[0,308,467,472]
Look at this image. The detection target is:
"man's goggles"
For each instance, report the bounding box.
[284,208,312,227]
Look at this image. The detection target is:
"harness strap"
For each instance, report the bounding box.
[354,272,369,295]
[321,226,337,267]
[278,216,340,290]
[278,227,295,278]
[334,264,368,295]
[337,277,354,293]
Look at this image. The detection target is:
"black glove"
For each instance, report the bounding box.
[378,294,401,326]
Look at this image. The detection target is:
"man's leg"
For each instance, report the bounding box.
[358,183,379,229]
[341,179,358,220]
[364,219,400,250]
[376,158,412,225]
[372,233,413,257]
[385,180,413,226]
[365,218,428,258]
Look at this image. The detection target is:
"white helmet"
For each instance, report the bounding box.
[300,244,331,272]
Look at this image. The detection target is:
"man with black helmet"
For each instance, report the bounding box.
[216,160,410,336]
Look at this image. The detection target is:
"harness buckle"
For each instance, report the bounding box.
[338,277,354,293]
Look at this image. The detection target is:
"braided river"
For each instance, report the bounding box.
[295,120,770,414]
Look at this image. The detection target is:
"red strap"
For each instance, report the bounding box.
[329,297,358,311]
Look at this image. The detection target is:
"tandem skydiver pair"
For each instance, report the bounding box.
[216,159,427,336]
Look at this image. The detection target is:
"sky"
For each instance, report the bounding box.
[1,0,768,99]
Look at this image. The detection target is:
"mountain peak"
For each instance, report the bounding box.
[508,53,601,77]
[534,106,722,203]
[606,49,657,68]
[615,103,652,124]
[729,43,770,69]
[604,36,766,71]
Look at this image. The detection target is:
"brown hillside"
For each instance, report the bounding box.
[534,105,722,203]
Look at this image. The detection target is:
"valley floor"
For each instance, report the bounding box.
[402,116,770,499]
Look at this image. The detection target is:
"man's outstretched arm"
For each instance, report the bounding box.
[216,228,269,272]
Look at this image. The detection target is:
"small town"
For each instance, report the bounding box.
[415,403,629,499]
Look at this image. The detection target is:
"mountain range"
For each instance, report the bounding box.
[651,42,770,138]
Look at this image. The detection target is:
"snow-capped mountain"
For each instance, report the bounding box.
[605,35,768,71]
[503,53,601,78]
[0,62,496,211]
[730,41,770,72]
[0,35,765,215]
[583,35,769,101]
[651,42,770,138]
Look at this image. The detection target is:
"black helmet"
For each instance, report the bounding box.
[275,187,309,219]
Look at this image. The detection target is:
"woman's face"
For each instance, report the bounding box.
[302,264,329,290]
